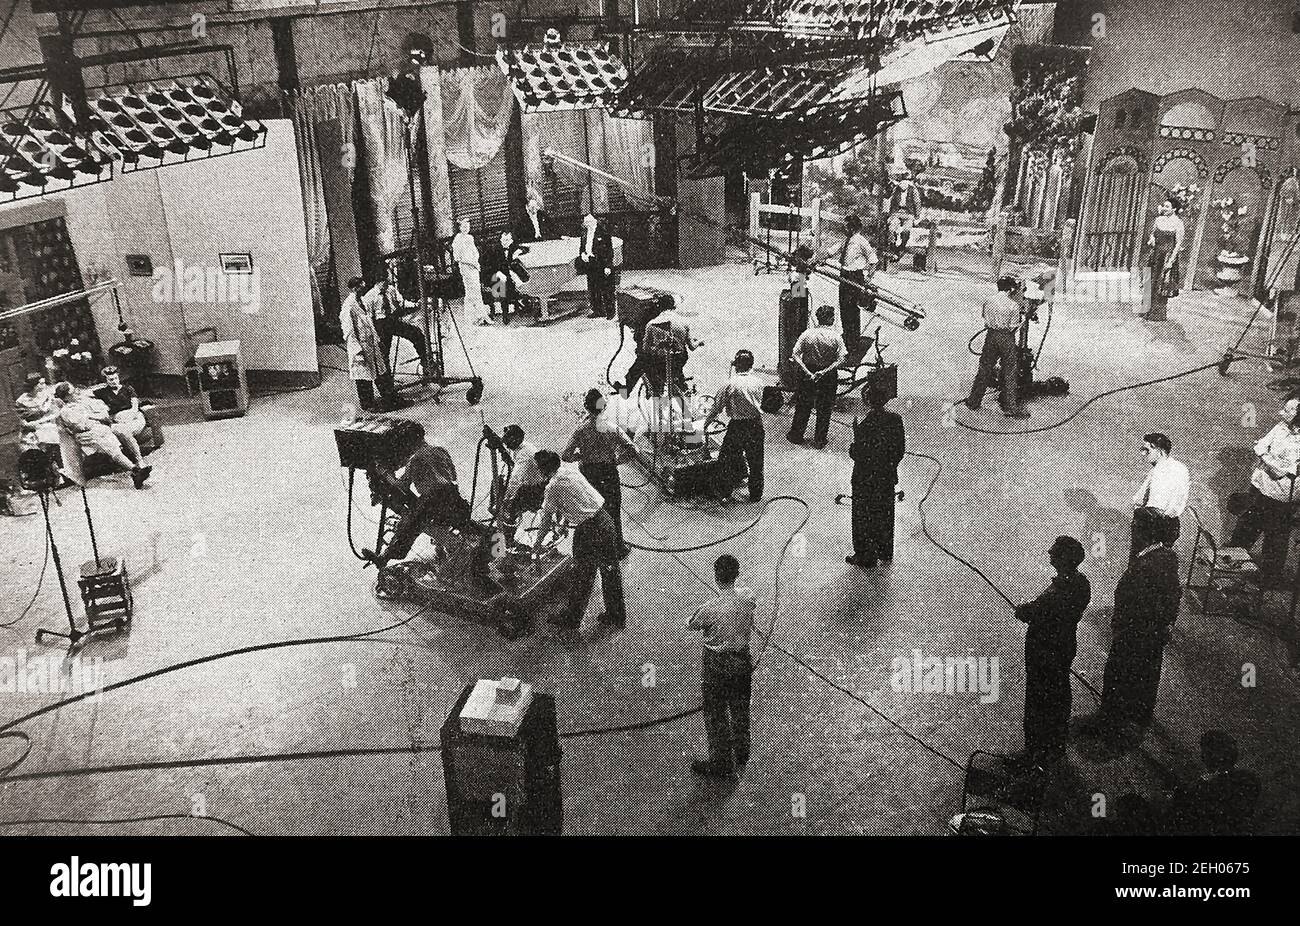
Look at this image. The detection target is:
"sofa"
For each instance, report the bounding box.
[57,405,164,484]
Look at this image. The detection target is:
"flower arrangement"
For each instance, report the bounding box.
[47,338,95,386]
[1211,196,1251,263]
[1168,183,1202,215]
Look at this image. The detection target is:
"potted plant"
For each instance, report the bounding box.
[1211,196,1251,286]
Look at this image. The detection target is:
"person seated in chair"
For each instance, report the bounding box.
[484,231,530,325]
[14,373,61,456]
[53,381,153,488]
[375,440,492,569]
[91,365,147,437]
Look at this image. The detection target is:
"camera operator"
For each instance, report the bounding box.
[964,274,1028,419]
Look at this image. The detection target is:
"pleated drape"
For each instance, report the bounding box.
[420,66,455,239]
[354,78,411,256]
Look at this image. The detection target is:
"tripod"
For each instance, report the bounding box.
[32,487,82,648]
[389,110,483,406]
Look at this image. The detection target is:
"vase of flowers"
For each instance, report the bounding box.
[1211,196,1251,287]
[1169,183,1202,219]
[48,339,95,386]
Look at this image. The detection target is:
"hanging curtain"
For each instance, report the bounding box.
[354,78,410,256]
[293,81,361,310]
[600,113,655,209]
[420,66,455,238]
[521,111,545,201]
[584,109,609,214]
[441,65,516,170]
[286,93,332,316]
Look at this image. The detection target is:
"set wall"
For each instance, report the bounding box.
[1061,0,1300,111]
[0,120,315,378]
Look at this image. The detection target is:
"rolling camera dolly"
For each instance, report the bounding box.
[336,414,573,639]
[373,535,572,640]
[624,377,725,498]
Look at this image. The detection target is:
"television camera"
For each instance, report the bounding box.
[335,414,571,639]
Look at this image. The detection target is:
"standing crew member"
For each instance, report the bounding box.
[836,214,877,356]
[847,380,905,568]
[1131,432,1189,560]
[533,450,626,629]
[1229,393,1300,585]
[1013,536,1091,768]
[562,388,636,559]
[1086,508,1181,749]
[688,554,756,777]
[964,274,1028,419]
[341,275,393,411]
[788,303,847,449]
[581,212,617,320]
[703,349,766,503]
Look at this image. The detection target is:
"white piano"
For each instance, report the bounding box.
[516,235,624,320]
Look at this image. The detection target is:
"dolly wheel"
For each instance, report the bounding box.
[497,604,528,640]
[375,566,407,600]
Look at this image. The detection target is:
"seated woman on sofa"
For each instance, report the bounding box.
[14,373,61,457]
[91,365,146,436]
[53,381,153,489]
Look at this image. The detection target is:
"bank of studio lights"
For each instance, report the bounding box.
[0,74,267,202]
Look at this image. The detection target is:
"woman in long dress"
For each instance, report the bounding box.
[1144,198,1186,322]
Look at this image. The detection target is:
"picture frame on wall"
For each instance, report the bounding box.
[219,253,254,274]
[124,254,153,277]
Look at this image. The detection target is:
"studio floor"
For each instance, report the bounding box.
[2,255,1298,836]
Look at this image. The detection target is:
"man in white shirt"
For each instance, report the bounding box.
[1131,432,1190,560]
[837,214,878,356]
[688,554,756,776]
[533,450,626,629]
[964,274,1028,419]
[451,219,488,326]
[516,195,551,243]
[1229,393,1300,582]
[340,275,393,410]
[499,424,545,522]
[788,303,847,449]
[703,349,767,502]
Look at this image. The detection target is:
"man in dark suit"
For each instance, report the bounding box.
[484,230,530,325]
[1013,536,1091,769]
[1083,507,1182,749]
[847,379,905,568]
[515,195,552,244]
[580,211,617,319]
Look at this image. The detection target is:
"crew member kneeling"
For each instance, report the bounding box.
[533,450,626,630]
